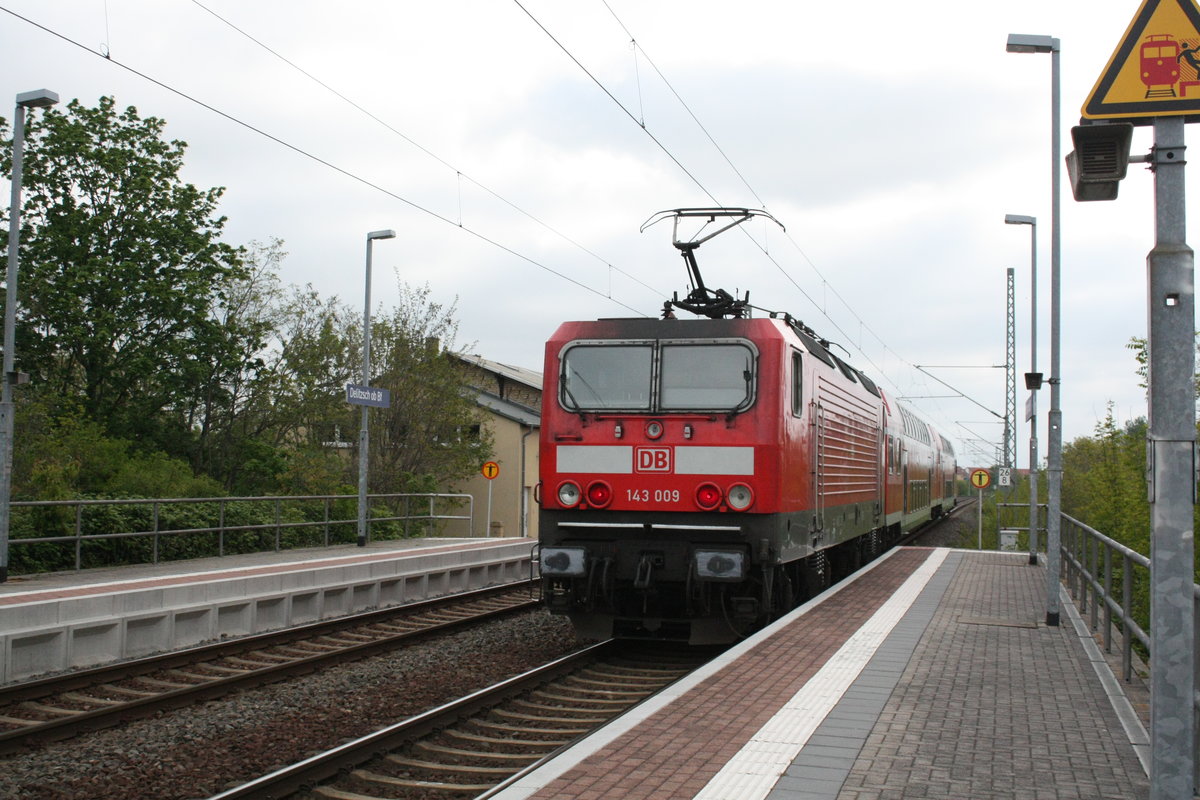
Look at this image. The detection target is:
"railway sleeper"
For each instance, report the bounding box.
[312,786,392,800]
[0,715,38,727]
[98,683,157,698]
[272,644,334,657]
[442,729,570,748]
[560,681,652,697]
[509,699,615,719]
[199,663,254,675]
[384,754,516,775]
[344,771,492,794]
[222,656,288,668]
[60,692,123,707]
[19,702,79,717]
[468,718,590,736]
[491,708,610,726]
[532,688,634,707]
[577,667,672,684]
[414,741,542,763]
[589,665,690,678]
[315,635,370,647]
[164,668,218,682]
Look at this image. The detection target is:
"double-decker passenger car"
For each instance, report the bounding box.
[537,209,957,644]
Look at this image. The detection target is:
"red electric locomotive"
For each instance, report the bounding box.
[537,209,957,644]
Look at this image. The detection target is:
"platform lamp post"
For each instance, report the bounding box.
[0,89,58,584]
[357,229,396,548]
[1004,214,1039,567]
[1006,33,1063,627]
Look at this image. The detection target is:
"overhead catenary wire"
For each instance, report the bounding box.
[0,4,648,318]
[571,1,980,447]
[188,0,665,301]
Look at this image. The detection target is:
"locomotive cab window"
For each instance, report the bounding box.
[560,339,756,413]
[791,351,803,416]
[660,343,755,411]
[561,344,653,410]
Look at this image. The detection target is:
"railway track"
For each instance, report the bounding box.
[212,641,713,800]
[897,497,976,547]
[0,581,539,753]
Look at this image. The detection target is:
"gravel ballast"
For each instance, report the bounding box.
[0,611,580,800]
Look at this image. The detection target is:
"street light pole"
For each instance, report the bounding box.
[0,89,58,583]
[1005,214,1037,567]
[1006,33,1063,626]
[357,229,396,548]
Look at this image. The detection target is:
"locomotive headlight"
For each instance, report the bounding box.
[726,483,754,511]
[540,546,587,577]
[695,550,746,581]
[557,481,582,508]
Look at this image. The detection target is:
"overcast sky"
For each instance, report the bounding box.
[0,0,1187,468]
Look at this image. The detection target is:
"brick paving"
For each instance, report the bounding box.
[834,552,1148,800]
[499,548,1149,800]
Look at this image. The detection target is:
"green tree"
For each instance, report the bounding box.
[1061,405,1149,553]
[366,282,493,493]
[1,96,246,452]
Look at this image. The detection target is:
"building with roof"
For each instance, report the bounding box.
[452,354,542,540]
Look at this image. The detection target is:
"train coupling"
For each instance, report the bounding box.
[633,552,664,589]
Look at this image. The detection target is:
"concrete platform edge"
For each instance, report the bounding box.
[1,539,535,683]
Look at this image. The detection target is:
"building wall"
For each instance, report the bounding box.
[447,356,542,540]
[457,415,539,539]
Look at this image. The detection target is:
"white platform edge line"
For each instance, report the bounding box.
[1060,583,1151,776]
[489,547,949,800]
[0,539,516,603]
[693,549,949,800]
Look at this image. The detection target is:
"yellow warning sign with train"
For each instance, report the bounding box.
[1084,0,1200,120]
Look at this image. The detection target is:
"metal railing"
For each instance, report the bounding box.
[7,493,475,572]
[1060,511,1200,789]
[1059,513,1151,683]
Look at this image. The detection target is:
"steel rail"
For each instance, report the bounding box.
[0,580,538,753]
[207,641,623,800]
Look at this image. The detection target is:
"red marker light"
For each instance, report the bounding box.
[586,481,613,508]
[695,483,722,510]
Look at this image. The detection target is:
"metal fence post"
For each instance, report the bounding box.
[152,501,160,563]
[323,497,331,547]
[1123,551,1134,683]
[74,502,82,570]
[1103,544,1113,653]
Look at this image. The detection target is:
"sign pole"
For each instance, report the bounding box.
[969,469,991,550]
[480,461,500,538]
[486,479,494,538]
[1077,4,1200,793]
[977,487,983,549]
[1146,114,1195,800]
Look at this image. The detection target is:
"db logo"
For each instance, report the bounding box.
[635,447,672,473]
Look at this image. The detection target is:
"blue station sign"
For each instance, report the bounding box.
[345,384,391,408]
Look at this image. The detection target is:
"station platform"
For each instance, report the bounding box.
[494,547,1150,800]
[0,537,536,684]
